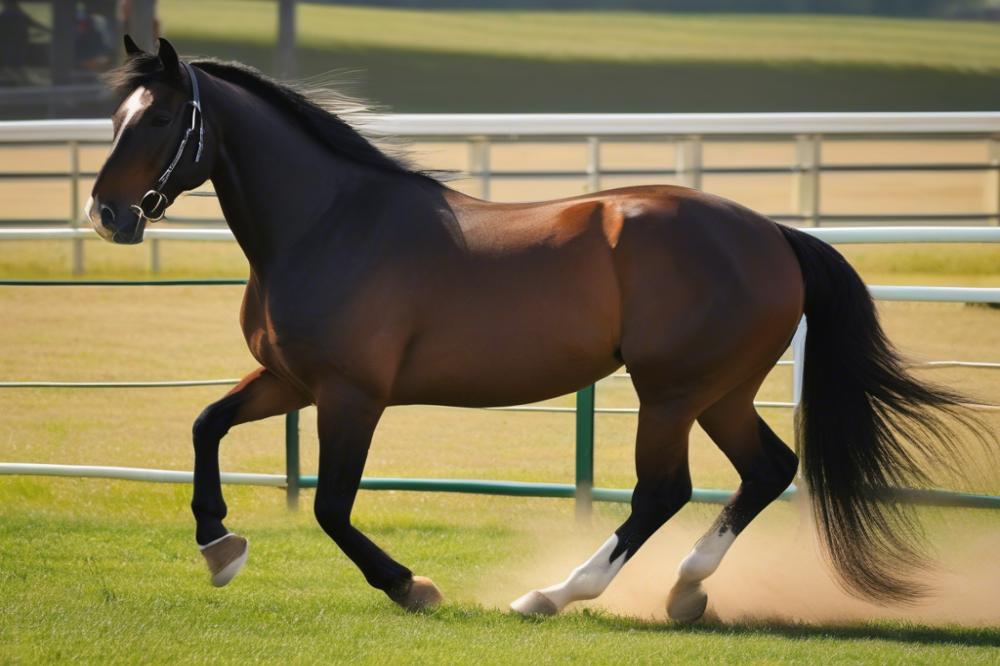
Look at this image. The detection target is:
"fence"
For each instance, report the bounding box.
[1,226,998,515]
[2,112,1000,273]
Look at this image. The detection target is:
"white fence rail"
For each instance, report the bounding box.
[5,225,1000,244]
[4,112,1000,142]
[3,112,1000,272]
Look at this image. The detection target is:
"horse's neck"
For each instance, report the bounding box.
[206,81,359,269]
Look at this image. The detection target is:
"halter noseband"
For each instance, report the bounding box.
[131,61,204,222]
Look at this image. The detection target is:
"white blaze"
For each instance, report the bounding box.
[111,87,151,149]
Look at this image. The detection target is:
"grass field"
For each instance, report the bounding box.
[150,3,1000,112]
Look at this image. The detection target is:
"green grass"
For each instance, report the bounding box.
[152,4,1000,112]
[3,485,1000,664]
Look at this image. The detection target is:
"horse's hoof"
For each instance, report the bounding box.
[666,582,708,623]
[395,576,443,612]
[199,533,249,587]
[510,590,559,617]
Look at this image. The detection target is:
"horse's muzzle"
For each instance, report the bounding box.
[111,214,147,245]
[87,196,146,244]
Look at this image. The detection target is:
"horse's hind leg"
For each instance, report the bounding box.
[665,373,798,621]
[192,367,308,586]
[511,402,695,616]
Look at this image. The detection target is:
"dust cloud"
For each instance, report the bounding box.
[482,499,1000,627]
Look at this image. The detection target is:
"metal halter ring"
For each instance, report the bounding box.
[131,190,169,222]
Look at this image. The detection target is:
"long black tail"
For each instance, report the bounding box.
[778,225,988,602]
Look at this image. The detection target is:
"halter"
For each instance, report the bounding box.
[130,61,204,222]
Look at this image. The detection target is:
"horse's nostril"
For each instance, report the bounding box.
[100,204,117,229]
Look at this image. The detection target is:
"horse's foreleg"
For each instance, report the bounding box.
[666,391,797,621]
[511,404,693,616]
[313,380,442,611]
[192,367,307,585]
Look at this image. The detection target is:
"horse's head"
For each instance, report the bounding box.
[88,36,213,244]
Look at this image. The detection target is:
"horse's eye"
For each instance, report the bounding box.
[150,114,172,127]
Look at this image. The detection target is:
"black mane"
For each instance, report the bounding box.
[105,54,434,181]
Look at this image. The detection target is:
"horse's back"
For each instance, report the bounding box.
[391,185,801,407]
[391,189,628,406]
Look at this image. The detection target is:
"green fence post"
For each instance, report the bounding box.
[285,410,300,510]
[575,384,595,520]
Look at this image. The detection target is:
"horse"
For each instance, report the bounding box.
[87,36,985,619]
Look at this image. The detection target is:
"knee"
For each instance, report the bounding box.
[314,497,351,535]
[192,402,234,446]
[637,474,693,514]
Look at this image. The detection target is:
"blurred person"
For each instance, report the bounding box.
[75,0,114,73]
[0,0,50,84]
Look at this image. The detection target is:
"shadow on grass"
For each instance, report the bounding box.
[433,604,1000,648]
[610,614,1000,648]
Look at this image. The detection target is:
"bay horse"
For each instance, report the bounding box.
[88,37,984,619]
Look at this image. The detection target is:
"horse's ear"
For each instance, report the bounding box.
[157,38,181,79]
[123,34,144,58]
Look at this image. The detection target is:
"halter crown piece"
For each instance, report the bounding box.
[131,60,204,222]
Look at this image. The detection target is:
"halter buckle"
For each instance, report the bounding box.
[133,190,168,222]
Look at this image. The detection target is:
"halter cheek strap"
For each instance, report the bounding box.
[131,61,204,222]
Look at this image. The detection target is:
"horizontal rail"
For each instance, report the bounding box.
[806,227,1000,244]
[3,225,1000,245]
[614,359,1000,377]
[4,162,998,181]
[0,463,284,486]
[3,463,997,510]
[922,361,1000,369]
[7,214,1000,227]
[0,278,246,286]
[0,228,234,241]
[4,113,1000,142]
[0,379,240,388]
[868,286,1000,303]
[1,276,996,305]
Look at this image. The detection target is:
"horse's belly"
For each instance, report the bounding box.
[390,343,621,408]
[389,286,622,406]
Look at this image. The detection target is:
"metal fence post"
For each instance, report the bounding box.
[790,316,807,406]
[285,410,300,510]
[276,0,298,79]
[149,240,161,274]
[790,316,807,460]
[988,136,1000,226]
[575,384,595,520]
[795,134,821,226]
[469,138,491,200]
[676,135,703,190]
[586,136,601,192]
[69,140,84,275]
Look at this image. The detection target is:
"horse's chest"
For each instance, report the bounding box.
[245,291,350,353]
[241,278,399,391]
